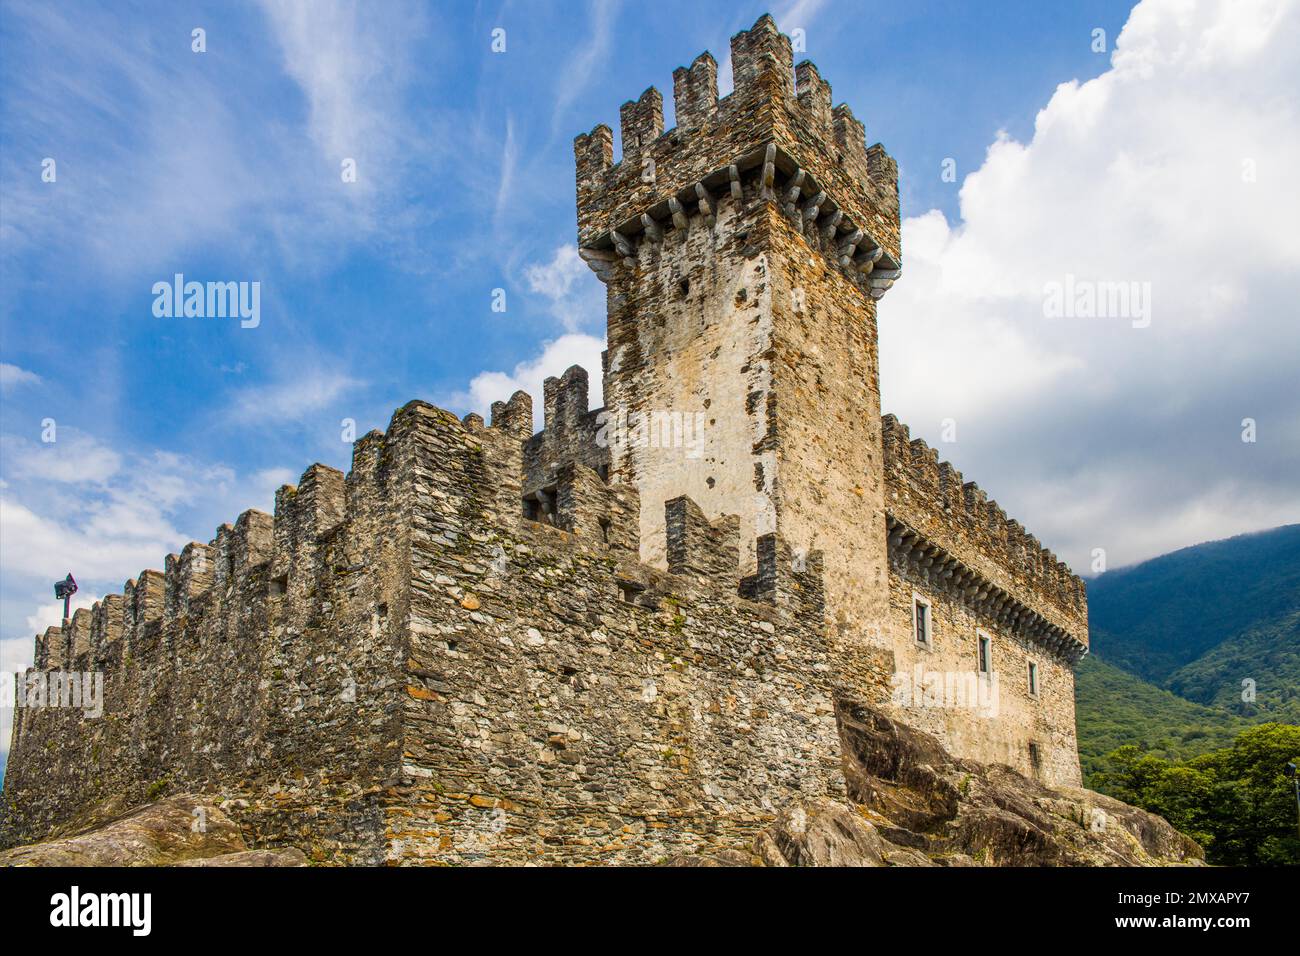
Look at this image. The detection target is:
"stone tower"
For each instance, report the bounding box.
[575,14,902,680]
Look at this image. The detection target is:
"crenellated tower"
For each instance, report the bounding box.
[574,14,902,679]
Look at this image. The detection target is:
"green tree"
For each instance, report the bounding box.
[1095,723,1300,865]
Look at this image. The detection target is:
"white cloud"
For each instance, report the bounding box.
[0,428,284,599]
[494,115,518,228]
[0,363,41,391]
[524,244,606,332]
[1,431,122,485]
[224,369,363,426]
[257,0,430,189]
[1,487,191,585]
[447,333,606,430]
[879,0,1300,570]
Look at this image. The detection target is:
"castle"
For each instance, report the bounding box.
[1,16,1088,864]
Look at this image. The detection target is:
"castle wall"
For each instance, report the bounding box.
[881,415,1088,786]
[0,411,432,861]
[2,398,843,864]
[762,205,894,699]
[3,14,1091,859]
[885,565,1081,786]
[369,404,843,864]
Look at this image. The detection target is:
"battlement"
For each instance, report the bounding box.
[574,14,901,299]
[881,413,1088,660]
[4,382,843,860]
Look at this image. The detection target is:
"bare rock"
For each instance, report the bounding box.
[175,847,309,867]
[0,794,245,867]
[668,699,1203,867]
[0,794,311,867]
[835,698,1203,867]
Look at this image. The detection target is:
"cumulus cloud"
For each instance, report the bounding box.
[0,424,293,668]
[878,0,1300,570]
[0,451,234,584]
[0,431,122,486]
[447,333,607,430]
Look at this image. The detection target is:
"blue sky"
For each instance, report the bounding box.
[2,0,1298,703]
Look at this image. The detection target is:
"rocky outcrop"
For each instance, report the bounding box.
[174,848,308,867]
[2,703,1200,867]
[671,700,1203,867]
[0,794,306,867]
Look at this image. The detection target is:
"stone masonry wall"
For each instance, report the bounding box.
[2,397,843,864]
[375,403,843,864]
[881,415,1088,786]
[1,403,446,860]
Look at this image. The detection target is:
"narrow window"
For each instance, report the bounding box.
[1028,661,1040,697]
[598,517,611,544]
[977,632,991,675]
[912,595,931,646]
[1028,741,1041,770]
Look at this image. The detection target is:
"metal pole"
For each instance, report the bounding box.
[1294,776,1300,841]
[1289,763,1300,840]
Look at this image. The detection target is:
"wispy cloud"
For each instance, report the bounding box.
[523,244,605,332]
[494,114,518,227]
[550,0,619,138]
[223,368,364,427]
[0,364,41,392]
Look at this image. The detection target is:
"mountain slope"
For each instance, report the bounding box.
[1166,608,1300,723]
[1076,523,1300,788]
[1087,524,1300,683]
[1075,655,1251,781]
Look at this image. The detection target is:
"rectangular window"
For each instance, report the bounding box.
[1028,661,1040,697]
[977,632,991,675]
[913,595,931,646]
